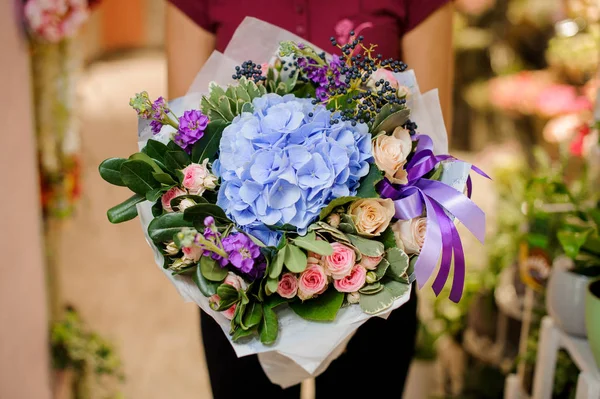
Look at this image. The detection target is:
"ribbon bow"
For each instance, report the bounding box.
[378,134,490,302]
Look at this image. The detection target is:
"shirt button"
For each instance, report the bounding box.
[296,25,305,35]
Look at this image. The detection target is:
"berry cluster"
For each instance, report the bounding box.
[232,61,267,84]
[403,119,418,136]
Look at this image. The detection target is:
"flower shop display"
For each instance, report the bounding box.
[98,18,487,386]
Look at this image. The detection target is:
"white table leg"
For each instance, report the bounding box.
[532,317,561,399]
[575,373,600,399]
[504,374,523,399]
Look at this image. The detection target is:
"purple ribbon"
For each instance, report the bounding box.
[379,134,489,302]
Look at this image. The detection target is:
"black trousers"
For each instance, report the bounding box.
[201,283,418,398]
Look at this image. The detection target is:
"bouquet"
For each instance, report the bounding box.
[99,18,487,386]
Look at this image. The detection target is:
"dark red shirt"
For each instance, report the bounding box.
[169,0,450,60]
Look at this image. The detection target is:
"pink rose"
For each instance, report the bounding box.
[182,159,217,195]
[359,255,383,270]
[223,272,244,290]
[392,218,427,255]
[334,265,367,293]
[297,264,328,301]
[182,245,202,262]
[277,273,299,299]
[322,243,356,280]
[161,187,187,213]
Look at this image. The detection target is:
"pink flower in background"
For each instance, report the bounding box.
[25,0,90,42]
[536,85,592,117]
[333,265,367,293]
[359,255,382,270]
[161,187,187,213]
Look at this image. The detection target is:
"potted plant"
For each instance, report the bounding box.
[547,205,600,336]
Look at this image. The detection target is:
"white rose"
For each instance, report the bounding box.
[372,127,412,185]
[346,292,360,304]
[392,218,427,255]
[178,198,196,211]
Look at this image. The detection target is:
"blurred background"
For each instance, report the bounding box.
[1,0,599,398]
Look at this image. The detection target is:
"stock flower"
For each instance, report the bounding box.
[221,233,265,280]
[349,198,395,237]
[323,243,356,280]
[372,127,412,185]
[216,94,372,244]
[176,110,209,153]
[333,265,367,293]
[149,96,170,133]
[161,187,187,213]
[182,160,218,195]
[298,264,328,300]
[277,273,299,299]
[392,218,427,254]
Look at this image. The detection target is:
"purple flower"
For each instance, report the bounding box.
[297,55,344,101]
[150,119,163,134]
[152,96,169,118]
[204,216,215,227]
[176,110,209,153]
[221,233,262,275]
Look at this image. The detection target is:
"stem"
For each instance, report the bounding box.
[196,236,228,258]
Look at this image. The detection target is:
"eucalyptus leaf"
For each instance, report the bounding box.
[192,265,220,296]
[385,247,410,281]
[99,158,127,186]
[106,194,145,223]
[284,244,308,273]
[289,289,344,321]
[120,160,160,195]
[269,246,287,279]
[147,212,194,243]
[347,234,385,257]
[200,256,228,282]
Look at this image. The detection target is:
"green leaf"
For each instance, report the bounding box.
[152,172,177,185]
[184,203,231,225]
[232,326,255,341]
[384,279,410,299]
[171,265,197,276]
[359,287,395,314]
[120,160,160,195]
[241,102,254,113]
[526,232,549,249]
[147,212,194,243]
[265,294,288,310]
[308,222,353,247]
[265,278,279,295]
[164,151,191,171]
[347,234,385,257]
[200,256,228,282]
[292,233,334,256]
[146,186,169,202]
[319,196,358,220]
[373,258,390,281]
[99,158,127,186]
[143,139,169,163]
[359,282,383,295]
[260,306,279,345]
[269,246,287,279]
[129,152,164,174]
[214,284,239,311]
[356,164,384,198]
[289,289,344,321]
[241,302,263,330]
[284,244,308,273]
[380,227,397,249]
[558,229,593,259]
[106,194,145,223]
[192,266,221,296]
[589,209,600,229]
[170,195,207,210]
[372,108,410,134]
[191,121,228,163]
[385,247,410,281]
[151,200,163,217]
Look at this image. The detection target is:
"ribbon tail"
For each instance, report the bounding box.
[448,226,466,303]
[471,164,491,180]
[466,175,473,199]
[417,179,486,244]
[431,202,454,296]
[413,194,442,289]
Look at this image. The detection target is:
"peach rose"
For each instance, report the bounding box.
[359,255,383,270]
[161,187,187,213]
[372,127,412,184]
[297,264,328,300]
[182,159,218,195]
[277,273,299,299]
[182,245,203,262]
[322,243,356,280]
[392,218,427,255]
[333,265,367,293]
[223,272,244,291]
[349,198,395,237]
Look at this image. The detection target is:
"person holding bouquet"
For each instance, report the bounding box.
[164,1,454,397]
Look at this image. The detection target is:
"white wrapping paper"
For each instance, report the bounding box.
[136,17,454,388]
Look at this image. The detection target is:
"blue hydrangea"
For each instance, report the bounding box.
[215,93,372,245]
